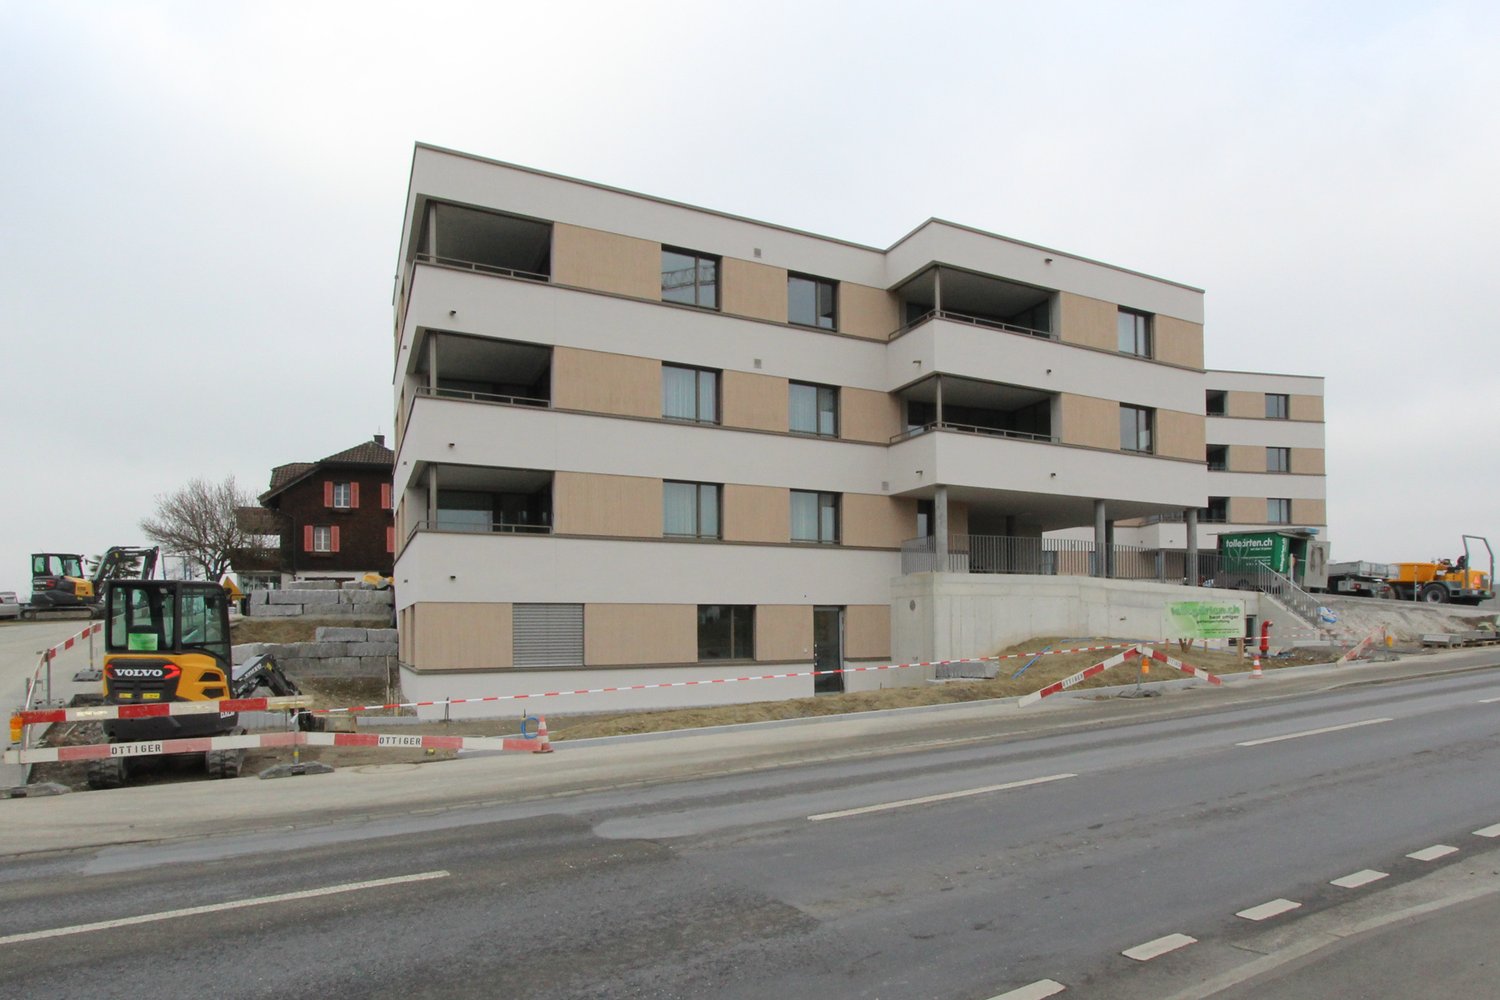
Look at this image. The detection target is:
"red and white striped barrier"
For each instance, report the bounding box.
[42,622,103,662]
[1017,646,1224,707]
[2,726,552,765]
[12,696,312,727]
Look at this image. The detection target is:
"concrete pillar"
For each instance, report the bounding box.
[935,485,950,571]
[427,466,439,529]
[1185,508,1200,586]
[1093,500,1107,577]
[427,333,439,391]
[935,374,944,428]
[933,267,942,314]
[1105,520,1116,579]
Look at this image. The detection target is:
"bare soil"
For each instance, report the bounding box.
[230,618,387,644]
[29,636,1338,792]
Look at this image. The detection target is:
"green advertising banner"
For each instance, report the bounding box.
[1167,600,1243,639]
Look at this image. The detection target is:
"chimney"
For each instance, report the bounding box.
[374,434,386,447]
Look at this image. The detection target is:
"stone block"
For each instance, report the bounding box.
[267,591,305,605]
[365,629,398,642]
[296,590,344,606]
[251,603,301,617]
[340,580,366,591]
[292,580,341,590]
[231,643,267,660]
[314,627,369,642]
[348,642,398,657]
[249,591,271,606]
[306,656,365,675]
[348,589,394,604]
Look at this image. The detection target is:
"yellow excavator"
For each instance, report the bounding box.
[26,547,159,618]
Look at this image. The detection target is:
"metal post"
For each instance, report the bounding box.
[44,651,53,706]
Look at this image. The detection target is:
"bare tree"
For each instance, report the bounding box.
[139,476,253,581]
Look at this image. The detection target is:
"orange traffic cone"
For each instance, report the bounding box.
[533,715,554,754]
[1251,653,1263,678]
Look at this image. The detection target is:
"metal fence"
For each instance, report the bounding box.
[901,534,1222,586]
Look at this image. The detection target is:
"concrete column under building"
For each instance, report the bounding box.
[1093,500,1107,577]
[1185,508,1200,586]
[1105,520,1116,579]
[935,373,944,427]
[935,485,949,571]
[427,334,439,391]
[427,466,438,528]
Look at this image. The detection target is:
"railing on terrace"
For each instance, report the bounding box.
[889,309,1058,342]
[413,251,550,283]
[901,533,1222,586]
[1137,511,1229,526]
[889,422,1059,445]
[414,385,550,408]
[410,520,552,537]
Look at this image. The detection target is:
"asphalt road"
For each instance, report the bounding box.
[4,664,1500,999]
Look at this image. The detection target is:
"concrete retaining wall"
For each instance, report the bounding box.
[246,583,393,621]
[234,627,397,680]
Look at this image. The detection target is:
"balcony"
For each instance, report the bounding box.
[412,333,551,408]
[892,266,1054,341]
[901,533,1220,585]
[893,375,1056,444]
[408,466,553,541]
[416,201,552,282]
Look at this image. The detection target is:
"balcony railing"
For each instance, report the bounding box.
[410,519,552,537]
[890,421,1059,445]
[901,533,1223,585]
[415,385,550,408]
[413,251,549,283]
[891,309,1058,342]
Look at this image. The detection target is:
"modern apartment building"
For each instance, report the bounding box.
[390,144,1325,712]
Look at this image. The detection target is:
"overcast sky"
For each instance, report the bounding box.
[3,1,1498,596]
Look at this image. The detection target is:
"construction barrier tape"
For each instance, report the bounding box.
[12,695,313,727]
[2,728,549,765]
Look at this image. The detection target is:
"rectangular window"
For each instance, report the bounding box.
[1119,404,1154,453]
[513,603,584,668]
[664,481,721,539]
[313,526,332,552]
[1205,497,1229,523]
[661,247,719,309]
[790,490,839,543]
[1117,308,1152,357]
[1265,393,1289,419]
[1206,444,1228,471]
[789,382,838,436]
[1205,390,1227,416]
[788,274,837,329]
[698,605,753,660]
[332,482,352,509]
[1268,498,1292,524]
[662,363,719,423]
[1267,447,1290,473]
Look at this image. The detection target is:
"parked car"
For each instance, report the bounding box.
[0,591,20,620]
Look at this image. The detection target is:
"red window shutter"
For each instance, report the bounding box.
[323,481,334,507]
[331,526,341,553]
[386,526,395,553]
[350,482,361,508]
[303,525,315,551]
[381,483,391,509]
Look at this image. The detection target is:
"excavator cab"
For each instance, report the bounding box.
[30,552,94,608]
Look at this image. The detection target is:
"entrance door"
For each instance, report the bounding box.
[813,606,844,694]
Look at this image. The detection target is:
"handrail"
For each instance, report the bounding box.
[889,308,1057,342]
[890,421,1058,445]
[415,385,550,408]
[410,520,552,536]
[413,252,550,283]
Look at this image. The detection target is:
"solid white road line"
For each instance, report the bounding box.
[985,980,1067,1000]
[1236,898,1302,921]
[1123,933,1197,961]
[1235,717,1393,747]
[1331,869,1389,889]
[0,870,451,946]
[1477,697,1500,704]
[807,773,1077,822]
[1474,823,1500,838]
[1407,845,1459,862]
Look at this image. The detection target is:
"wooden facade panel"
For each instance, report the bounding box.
[844,604,891,660]
[1155,409,1205,461]
[1225,390,1262,419]
[583,604,697,666]
[756,604,812,661]
[840,282,900,340]
[1059,393,1120,450]
[552,346,660,419]
[1292,498,1327,525]
[840,386,902,444]
[1227,444,1262,473]
[842,493,916,549]
[1057,292,1116,351]
[553,471,662,538]
[722,484,789,543]
[1153,315,1205,369]
[720,257,787,323]
[1290,394,1324,421]
[1291,448,1326,475]
[551,223,661,299]
[411,602,512,671]
[722,369,789,432]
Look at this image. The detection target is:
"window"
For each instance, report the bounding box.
[1119,404,1154,453]
[791,491,839,543]
[513,604,583,667]
[1206,444,1228,471]
[1267,447,1290,473]
[661,247,718,309]
[1117,308,1152,358]
[1265,393,1289,419]
[1206,390,1226,416]
[662,364,719,423]
[1268,498,1292,524]
[1204,497,1229,523]
[788,274,837,329]
[789,382,837,436]
[325,481,358,509]
[311,526,334,552]
[698,605,753,660]
[664,481,720,539]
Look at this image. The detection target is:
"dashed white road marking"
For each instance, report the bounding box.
[807,773,1076,822]
[1407,844,1458,862]
[1477,697,1500,704]
[1236,898,1302,921]
[985,980,1067,1000]
[1474,823,1500,838]
[1235,717,1393,747]
[1123,933,1197,961]
[0,870,451,946]
[1331,869,1389,889]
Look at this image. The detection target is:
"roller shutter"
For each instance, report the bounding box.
[512,604,583,667]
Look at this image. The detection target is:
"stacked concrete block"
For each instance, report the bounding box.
[231,625,399,680]
[245,585,394,620]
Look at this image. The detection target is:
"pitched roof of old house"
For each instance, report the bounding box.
[258,435,394,504]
